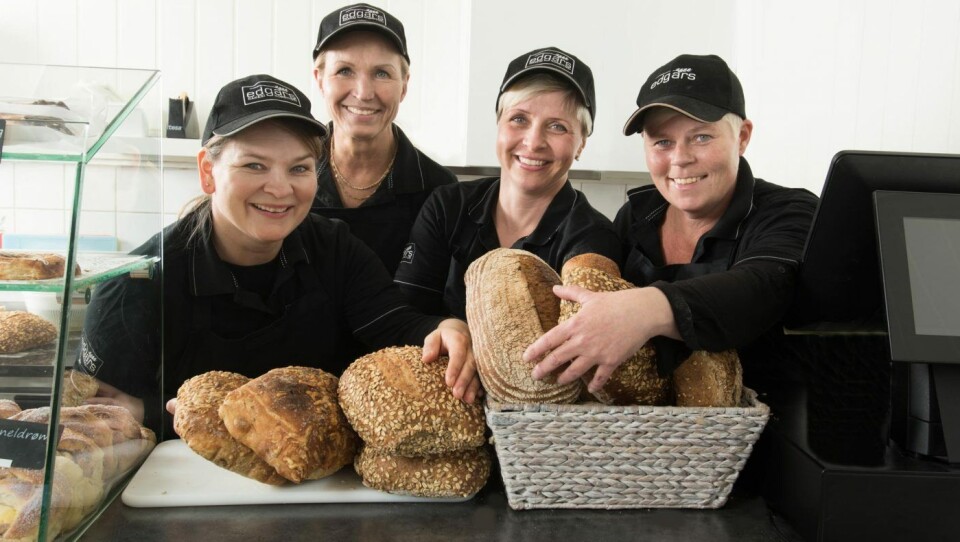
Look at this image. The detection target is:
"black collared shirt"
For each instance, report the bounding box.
[312,124,457,276]
[77,213,443,436]
[395,177,622,319]
[615,157,818,372]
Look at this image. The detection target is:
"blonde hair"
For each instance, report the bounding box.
[181,118,325,247]
[496,73,592,137]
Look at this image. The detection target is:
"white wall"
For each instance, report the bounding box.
[2,0,960,207]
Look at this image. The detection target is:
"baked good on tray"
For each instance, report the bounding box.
[0,251,80,281]
[354,444,491,498]
[0,310,57,354]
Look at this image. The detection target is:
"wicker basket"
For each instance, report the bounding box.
[485,388,770,510]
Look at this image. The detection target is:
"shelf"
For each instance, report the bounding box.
[0,253,156,292]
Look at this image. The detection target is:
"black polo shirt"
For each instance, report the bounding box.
[312,124,457,276]
[77,213,443,436]
[615,157,818,373]
[395,177,622,319]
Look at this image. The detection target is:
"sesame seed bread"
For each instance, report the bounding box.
[338,346,486,456]
[559,254,672,406]
[464,248,581,404]
[354,444,491,498]
[174,371,287,486]
[219,366,359,484]
[61,369,99,408]
[673,349,743,407]
[0,310,57,354]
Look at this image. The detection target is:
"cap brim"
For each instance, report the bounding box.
[499,66,594,133]
[313,23,408,61]
[622,97,731,136]
[212,111,328,140]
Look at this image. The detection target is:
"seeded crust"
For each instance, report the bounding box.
[174,371,287,485]
[219,366,358,484]
[354,445,491,498]
[559,255,672,406]
[465,248,581,404]
[61,369,99,407]
[0,311,57,354]
[338,346,486,456]
[0,251,80,281]
[0,399,21,419]
[673,349,743,407]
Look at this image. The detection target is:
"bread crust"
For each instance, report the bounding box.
[0,311,57,354]
[465,248,581,404]
[219,366,358,484]
[354,445,491,498]
[0,251,79,281]
[673,350,743,407]
[338,347,486,456]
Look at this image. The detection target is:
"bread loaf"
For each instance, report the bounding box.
[465,248,581,404]
[219,366,358,484]
[338,347,485,456]
[61,370,99,408]
[559,254,672,406]
[673,350,743,407]
[0,456,82,541]
[174,371,287,486]
[0,251,79,281]
[354,445,491,498]
[0,311,57,354]
[0,400,20,419]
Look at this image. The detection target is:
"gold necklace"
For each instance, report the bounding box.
[329,139,397,199]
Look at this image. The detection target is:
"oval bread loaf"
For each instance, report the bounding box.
[219,366,358,484]
[0,251,80,281]
[465,248,581,404]
[0,311,57,354]
[338,346,485,456]
[673,349,743,407]
[559,254,672,406]
[174,371,287,485]
[354,445,491,498]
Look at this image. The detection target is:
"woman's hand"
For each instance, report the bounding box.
[524,285,679,394]
[423,318,483,404]
[85,379,146,423]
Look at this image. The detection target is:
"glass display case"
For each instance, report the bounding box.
[0,63,162,541]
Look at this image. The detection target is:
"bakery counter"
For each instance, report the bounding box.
[81,476,803,542]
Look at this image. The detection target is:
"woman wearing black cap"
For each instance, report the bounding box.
[525,54,817,395]
[78,74,478,436]
[394,47,620,320]
[310,2,456,276]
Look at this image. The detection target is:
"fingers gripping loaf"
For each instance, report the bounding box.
[673,349,743,407]
[219,366,359,484]
[174,371,287,486]
[338,346,486,456]
[354,445,491,498]
[465,248,581,404]
[559,254,672,406]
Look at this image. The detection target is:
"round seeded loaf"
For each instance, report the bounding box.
[673,349,743,407]
[354,444,491,498]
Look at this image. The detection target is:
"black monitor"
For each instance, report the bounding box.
[788,150,960,326]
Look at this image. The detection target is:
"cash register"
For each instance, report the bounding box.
[762,151,960,541]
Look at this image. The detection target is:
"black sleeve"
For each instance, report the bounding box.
[654,259,798,352]
[393,189,455,316]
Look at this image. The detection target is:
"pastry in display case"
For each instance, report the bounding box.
[0,63,163,541]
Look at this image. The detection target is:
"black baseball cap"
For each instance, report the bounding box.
[497,46,596,134]
[313,3,409,63]
[201,74,327,145]
[622,54,746,136]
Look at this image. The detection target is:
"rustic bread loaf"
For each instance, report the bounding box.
[465,248,581,404]
[11,406,119,478]
[61,369,99,407]
[0,251,79,281]
[354,445,491,498]
[559,254,672,406]
[0,399,20,419]
[0,311,57,354]
[338,346,485,456]
[673,349,743,407]
[0,456,84,541]
[174,371,287,486]
[219,366,358,484]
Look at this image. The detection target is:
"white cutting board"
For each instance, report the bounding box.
[122,440,470,507]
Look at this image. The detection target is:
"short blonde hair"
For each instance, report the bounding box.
[496,74,592,137]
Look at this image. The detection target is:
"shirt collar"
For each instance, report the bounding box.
[466,178,578,247]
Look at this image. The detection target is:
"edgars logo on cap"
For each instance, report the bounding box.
[339,5,386,27]
[241,81,302,108]
[525,49,575,76]
[650,67,696,90]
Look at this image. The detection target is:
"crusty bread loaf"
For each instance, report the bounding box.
[11,407,118,478]
[354,445,491,498]
[61,369,99,408]
[338,346,485,456]
[0,311,57,354]
[0,456,83,541]
[0,251,79,281]
[174,371,287,486]
[219,366,358,484]
[465,248,581,404]
[559,254,672,406]
[0,400,20,419]
[673,350,743,407]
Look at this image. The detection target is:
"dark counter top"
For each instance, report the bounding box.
[81,477,803,542]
